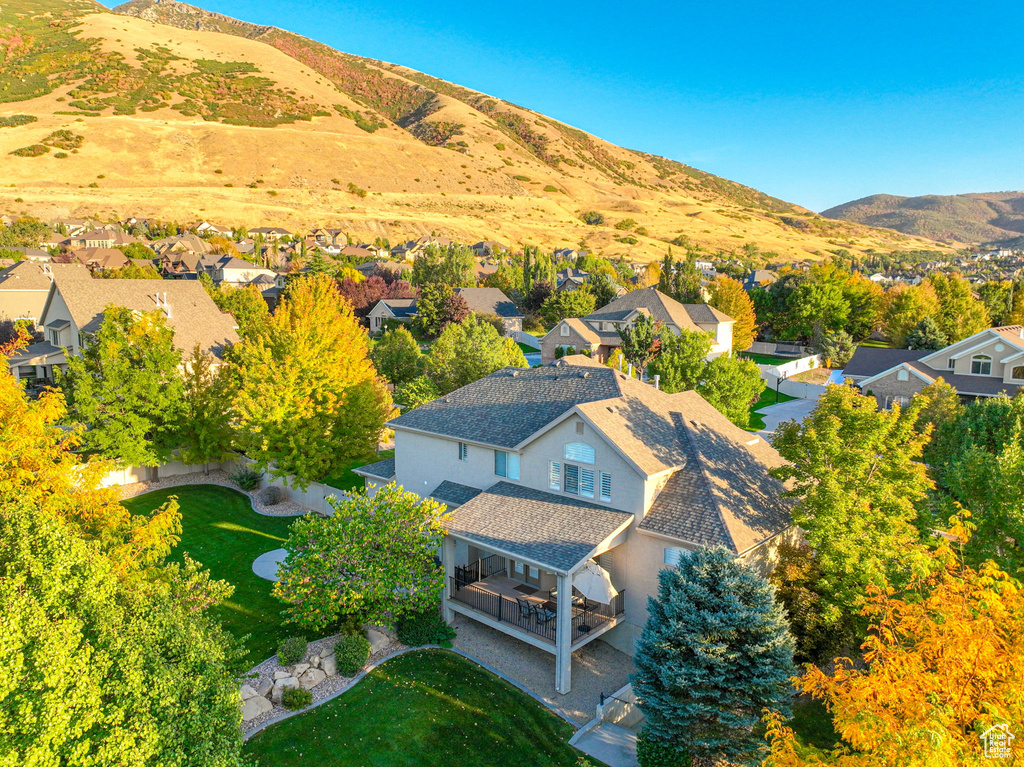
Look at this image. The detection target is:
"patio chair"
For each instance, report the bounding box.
[515,598,533,621]
[534,604,557,625]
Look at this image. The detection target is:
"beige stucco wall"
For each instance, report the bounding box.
[0,288,48,324]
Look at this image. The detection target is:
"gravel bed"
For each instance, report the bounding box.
[240,633,407,734]
[117,470,306,516]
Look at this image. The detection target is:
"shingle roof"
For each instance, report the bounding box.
[429,480,482,506]
[352,458,396,481]
[0,262,91,291]
[455,287,523,319]
[902,363,1023,397]
[373,298,418,318]
[683,304,733,325]
[446,481,632,573]
[51,279,238,358]
[585,288,704,331]
[843,347,929,379]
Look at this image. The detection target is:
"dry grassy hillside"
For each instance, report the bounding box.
[0,0,948,260]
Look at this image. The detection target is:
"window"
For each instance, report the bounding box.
[948,358,955,369]
[494,450,520,480]
[458,442,468,461]
[1013,366,1024,380]
[560,324,570,336]
[600,472,612,502]
[549,461,561,490]
[580,468,595,498]
[971,355,992,375]
[514,561,524,575]
[564,442,595,464]
[597,551,614,578]
[564,464,579,494]
[576,420,584,435]
[49,329,59,345]
[664,547,691,567]
[897,369,909,381]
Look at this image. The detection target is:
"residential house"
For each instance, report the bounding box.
[354,260,412,279]
[366,298,419,333]
[198,254,276,288]
[366,288,521,335]
[0,261,92,326]
[65,229,138,250]
[52,218,91,237]
[540,288,734,364]
[5,246,52,262]
[556,268,590,292]
[160,252,202,280]
[247,227,293,242]
[848,325,1024,408]
[152,233,214,257]
[310,228,347,247]
[72,247,131,271]
[38,233,66,251]
[354,357,793,692]
[391,236,454,261]
[195,222,234,236]
[471,241,509,257]
[742,270,778,291]
[6,279,238,384]
[473,260,499,283]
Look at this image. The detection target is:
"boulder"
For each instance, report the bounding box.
[241,694,273,722]
[256,678,274,698]
[273,670,291,681]
[320,653,337,677]
[291,663,310,677]
[239,684,258,701]
[309,654,320,669]
[299,668,326,690]
[271,677,299,705]
[366,628,390,654]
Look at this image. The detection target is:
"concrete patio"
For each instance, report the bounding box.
[450,614,635,725]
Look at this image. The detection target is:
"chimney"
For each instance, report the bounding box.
[627,363,634,378]
[654,374,660,390]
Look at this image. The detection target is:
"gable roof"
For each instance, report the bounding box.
[584,288,730,331]
[454,287,523,319]
[370,298,418,318]
[0,261,91,291]
[48,279,238,358]
[843,346,929,379]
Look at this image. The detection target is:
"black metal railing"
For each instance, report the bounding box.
[448,576,625,645]
[453,554,507,589]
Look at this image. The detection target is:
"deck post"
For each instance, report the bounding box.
[441,536,456,623]
[554,572,572,694]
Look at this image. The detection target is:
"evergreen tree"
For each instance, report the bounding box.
[905,315,947,350]
[617,312,660,378]
[672,255,703,303]
[658,251,675,296]
[631,547,796,765]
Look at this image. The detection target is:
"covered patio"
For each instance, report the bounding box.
[440,481,633,694]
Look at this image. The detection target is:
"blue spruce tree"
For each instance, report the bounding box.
[631,546,796,765]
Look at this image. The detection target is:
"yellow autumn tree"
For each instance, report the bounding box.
[763,519,1024,767]
[709,273,758,351]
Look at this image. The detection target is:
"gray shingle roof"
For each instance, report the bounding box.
[429,480,482,506]
[455,287,523,319]
[844,347,928,379]
[903,363,1023,397]
[585,288,703,331]
[446,481,633,573]
[352,458,395,481]
[683,304,733,325]
[373,298,418,318]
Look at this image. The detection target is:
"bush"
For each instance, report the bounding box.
[232,465,263,491]
[10,144,49,157]
[257,485,283,506]
[277,636,308,665]
[614,218,637,231]
[0,115,37,128]
[637,730,691,767]
[395,605,456,647]
[580,211,604,225]
[543,185,559,192]
[281,686,313,711]
[332,632,370,675]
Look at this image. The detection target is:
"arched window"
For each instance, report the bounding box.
[971,355,992,375]
[564,442,595,464]
[897,369,909,381]
[1013,366,1024,380]
[560,324,570,337]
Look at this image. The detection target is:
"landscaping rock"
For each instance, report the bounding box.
[366,628,390,653]
[271,677,299,704]
[239,684,258,701]
[256,678,273,698]
[320,653,336,677]
[309,654,320,668]
[299,668,326,690]
[241,694,273,722]
[292,663,310,677]
[273,670,291,681]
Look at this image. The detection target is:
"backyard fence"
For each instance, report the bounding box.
[512,331,541,350]
[748,341,811,357]
[755,354,827,401]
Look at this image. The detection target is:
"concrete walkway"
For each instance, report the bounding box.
[573,721,638,767]
[252,548,287,581]
[756,397,820,440]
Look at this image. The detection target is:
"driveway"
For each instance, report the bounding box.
[756,397,820,440]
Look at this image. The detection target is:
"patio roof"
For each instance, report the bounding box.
[446,482,632,575]
[352,457,395,481]
[7,341,63,365]
[430,480,482,507]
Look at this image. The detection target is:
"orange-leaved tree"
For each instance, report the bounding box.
[763,518,1024,767]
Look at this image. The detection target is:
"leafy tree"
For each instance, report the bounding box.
[116,241,157,261]
[0,495,245,767]
[392,375,440,410]
[540,287,596,325]
[631,547,796,765]
[617,312,660,378]
[813,327,856,368]
[840,272,884,341]
[696,354,765,429]
[176,345,235,466]
[881,282,941,347]
[914,378,963,467]
[60,306,185,466]
[648,329,712,394]
[210,284,269,339]
[232,275,391,486]
[370,326,422,386]
[588,271,618,309]
[99,262,163,279]
[927,272,990,343]
[424,315,527,395]
[0,216,50,248]
[338,275,417,318]
[764,523,1024,767]
[786,280,850,340]
[977,279,1012,326]
[482,261,524,294]
[905,315,948,350]
[928,394,1024,479]
[771,385,931,631]
[414,283,470,337]
[410,244,475,287]
[708,274,757,351]
[522,279,553,313]
[274,484,450,630]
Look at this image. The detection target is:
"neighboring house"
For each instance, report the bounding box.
[355,357,793,693]
[354,260,412,278]
[6,279,239,384]
[52,218,91,237]
[471,241,509,257]
[540,288,734,364]
[247,227,292,241]
[742,270,778,291]
[152,234,214,257]
[391,236,454,261]
[366,298,419,333]
[198,254,276,288]
[556,268,590,292]
[473,260,499,283]
[195,222,234,236]
[4,246,52,262]
[0,261,91,326]
[160,252,201,280]
[66,229,137,250]
[851,326,1024,408]
[72,247,130,271]
[455,287,524,334]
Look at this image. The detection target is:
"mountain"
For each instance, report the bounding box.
[0,0,946,260]
[822,192,1024,248]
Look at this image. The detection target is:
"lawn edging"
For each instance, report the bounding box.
[242,645,580,741]
[120,474,307,518]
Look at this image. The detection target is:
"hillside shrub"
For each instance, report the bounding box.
[277,636,308,665]
[614,218,637,230]
[43,130,83,150]
[333,633,370,675]
[580,211,604,225]
[10,145,49,157]
[281,686,313,711]
[543,185,559,192]
[513,175,530,181]
[347,182,367,198]
[0,115,37,128]
[231,465,263,491]
[395,605,456,647]
[256,485,283,506]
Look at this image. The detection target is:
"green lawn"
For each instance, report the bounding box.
[245,649,592,767]
[517,341,539,354]
[122,484,297,664]
[747,386,798,431]
[858,338,892,349]
[323,449,396,492]
[741,352,798,365]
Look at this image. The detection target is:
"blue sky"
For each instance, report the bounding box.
[156,0,1023,210]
